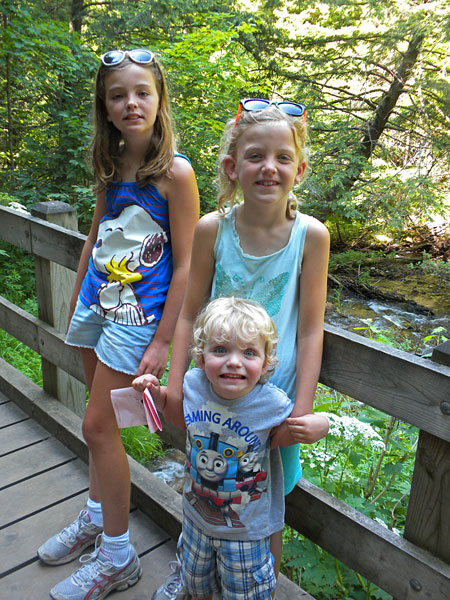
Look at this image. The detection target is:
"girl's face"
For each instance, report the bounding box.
[224,121,306,211]
[103,63,160,142]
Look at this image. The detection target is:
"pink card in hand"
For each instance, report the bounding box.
[143,388,162,432]
[111,387,162,433]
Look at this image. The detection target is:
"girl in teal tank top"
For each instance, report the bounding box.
[166,100,330,590]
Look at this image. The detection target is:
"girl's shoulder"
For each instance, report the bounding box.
[168,154,195,182]
[302,213,330,256]
[302,213,329,240]
[157,154,197,201]
[195,210,220,238]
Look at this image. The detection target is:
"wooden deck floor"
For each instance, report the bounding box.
[0,391,179,600]
[0,364,312,600]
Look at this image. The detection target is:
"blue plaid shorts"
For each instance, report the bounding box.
[180,515,276,599]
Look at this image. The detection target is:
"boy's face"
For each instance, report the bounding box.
[200,335,268,400]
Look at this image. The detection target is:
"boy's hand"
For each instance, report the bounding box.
[270,414,329,448]
[132,374,167,412]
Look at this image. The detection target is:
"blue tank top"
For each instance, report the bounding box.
[80,180,174,326]
[211,206,312,492]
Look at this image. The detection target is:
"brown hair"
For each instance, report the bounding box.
[91,53,175,192]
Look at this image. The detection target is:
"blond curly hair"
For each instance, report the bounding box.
[191,297,278,383]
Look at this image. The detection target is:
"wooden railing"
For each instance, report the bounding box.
[1,202,449,600]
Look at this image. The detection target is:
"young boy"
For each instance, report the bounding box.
[133,296,294,600]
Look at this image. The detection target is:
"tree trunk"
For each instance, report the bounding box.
[320,33,425,215]
[70,0,84,33]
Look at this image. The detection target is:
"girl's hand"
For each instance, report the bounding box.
[136,338,170,380]
[270,414,329,448]
[286,414,329,444]
[132,374,167,412]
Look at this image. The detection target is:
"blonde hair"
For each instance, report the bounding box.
[217,105,309,219]
[191,297,278,383]
[91,52,175,192]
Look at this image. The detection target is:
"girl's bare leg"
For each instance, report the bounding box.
[80,349,101,503]
[80,350,133,536]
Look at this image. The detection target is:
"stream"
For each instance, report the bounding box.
[326,268,450,354]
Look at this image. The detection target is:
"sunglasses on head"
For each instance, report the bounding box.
[101,49,155,67]
[234,98,306,127]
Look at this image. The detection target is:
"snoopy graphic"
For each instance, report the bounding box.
[91,204,168,325]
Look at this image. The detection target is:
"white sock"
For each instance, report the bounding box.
[100,531,131,566]
[86,497,103,527]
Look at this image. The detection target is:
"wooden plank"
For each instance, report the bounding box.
[0,401,28,427]
[0,295,41,353]
[432,339,450,367]
[0,496,169,580]
[0,358,88,464]
[404,430,450,563]
[0,460,89,526]
[3,307,450,442]
[0,492,88,578]
[0,297,85,382]
[322,324,450,442]
[0,419,49,455]
[0,205,85,271]
[38,322,85,383]
[0,437,75,488]
[31,201,86,416]
[1,510,173,599]
[30,217,85,272]
[0,206,32,252]
[286,478,450,600]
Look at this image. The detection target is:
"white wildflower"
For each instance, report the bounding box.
[322,412,385,449]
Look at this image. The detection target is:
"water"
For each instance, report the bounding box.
[326,275,450,355]
[148,449,185,492]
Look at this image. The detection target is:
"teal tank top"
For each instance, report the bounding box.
[211,206,312,494]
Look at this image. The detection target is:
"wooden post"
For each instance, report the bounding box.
[401,341,450,586]
[31,201,86,417]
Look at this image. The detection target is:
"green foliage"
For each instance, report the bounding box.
[0,329,42,386]
[121,426,166,465]
[281,385,417,599]
[0,242,36,308]
[1,0,448,229]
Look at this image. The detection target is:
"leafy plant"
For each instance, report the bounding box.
[121,426,166,465]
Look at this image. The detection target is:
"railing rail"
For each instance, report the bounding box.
[1,203,449,599]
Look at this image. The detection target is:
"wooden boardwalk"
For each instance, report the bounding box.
[0,391,180,600]
[0,384,309,600]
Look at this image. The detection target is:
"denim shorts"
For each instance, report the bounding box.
[65,299,158,375]
[180,515,276,599]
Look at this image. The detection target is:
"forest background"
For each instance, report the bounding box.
[1,1,450,599]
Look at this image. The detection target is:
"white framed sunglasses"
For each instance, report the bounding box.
[234,98,306,127]
[101,49,155,67]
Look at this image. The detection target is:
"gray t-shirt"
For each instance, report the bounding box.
[182,368,292,541]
